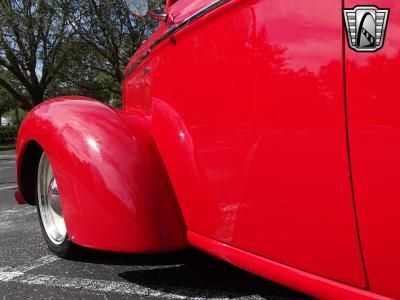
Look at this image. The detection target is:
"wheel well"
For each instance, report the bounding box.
[19,141,43,206]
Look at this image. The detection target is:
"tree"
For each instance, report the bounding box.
[0,0,163,110]
[0,97,8,123]
[51,36,123,101]
[0,0,72,109]
[4,105,26,126]
[0,68,23,124]
[67,0,161,96]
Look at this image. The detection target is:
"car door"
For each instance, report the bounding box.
[148,0,366,287]
[344,0,400,298]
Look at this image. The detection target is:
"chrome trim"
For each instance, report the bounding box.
[147,11,168,21]
[124,50,151,79]
[142,66,152,75]
[149,0,230,51]
[37,153,67,246]
[123,0,230,79]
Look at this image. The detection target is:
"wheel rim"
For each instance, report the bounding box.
[37,153,67,245]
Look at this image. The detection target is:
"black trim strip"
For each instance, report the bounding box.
[123,50,150,80]
[123,0,230,80]
[341,0,370,287]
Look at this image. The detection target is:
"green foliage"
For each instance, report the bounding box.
[0,0,164,109]
[0,0,73,108]
[4,108,27,124]
[0,125,17,144]
[0,97,7,115]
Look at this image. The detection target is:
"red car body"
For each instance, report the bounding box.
[15,0,400,299]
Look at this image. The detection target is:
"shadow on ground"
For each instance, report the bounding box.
[72,248,311,299]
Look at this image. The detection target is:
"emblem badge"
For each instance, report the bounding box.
[344,6,390,52]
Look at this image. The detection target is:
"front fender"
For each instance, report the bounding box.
[16,96,187,253]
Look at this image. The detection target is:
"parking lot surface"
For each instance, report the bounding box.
[0,149,309,300]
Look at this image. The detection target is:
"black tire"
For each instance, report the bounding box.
[36,205,79,258]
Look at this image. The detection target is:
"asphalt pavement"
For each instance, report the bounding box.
[0,149,310,300]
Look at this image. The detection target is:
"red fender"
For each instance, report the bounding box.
[16,96,187,253]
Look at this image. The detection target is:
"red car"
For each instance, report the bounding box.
[14,0,399,299]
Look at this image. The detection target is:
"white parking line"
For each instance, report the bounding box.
[0,271,23,282]
[18,274,186,298]
[0,167,14,170]
[0,255,59,282]
[0,207,36,233]
[12,273,263,299]
[0,255,264,299]
[0,156,15,160]
[0,185,17,191]
[14,255,59,273]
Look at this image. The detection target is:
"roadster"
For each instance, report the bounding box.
[14,0,400,299]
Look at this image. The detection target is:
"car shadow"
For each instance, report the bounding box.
[115,250,311,299]
[71,247,312,299]
[69,246,191,267]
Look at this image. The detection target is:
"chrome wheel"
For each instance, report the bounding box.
[37,153,67,245]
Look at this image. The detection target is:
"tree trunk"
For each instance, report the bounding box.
[15,105,19,127]
[31,89,45,107]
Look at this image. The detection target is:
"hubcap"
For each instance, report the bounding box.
[37,153,67,245]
